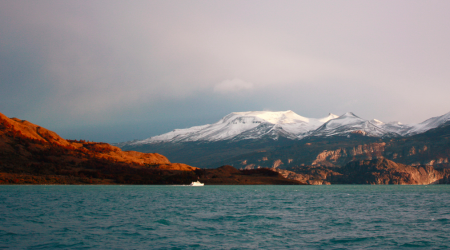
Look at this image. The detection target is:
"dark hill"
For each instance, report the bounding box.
[197,165,305,185]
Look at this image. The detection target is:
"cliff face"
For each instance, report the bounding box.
[229,126,450,172]
[311,143,386,166]
[311,141,450,169]
[276,169,333,185]
[335,158,447,185]
[277,158,450,185]
[0,112,198,184]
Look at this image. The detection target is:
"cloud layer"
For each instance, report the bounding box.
[214,79,253,94]
[1,1,450,142]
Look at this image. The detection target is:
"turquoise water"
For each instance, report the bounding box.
[1,185,450,249]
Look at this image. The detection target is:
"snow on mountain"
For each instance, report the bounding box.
[131,110,338,144]
[275,112,339,138]
[309,112,397,137]
[123,110,450,146]
[406,111,450,136]
[374,120,413,136]
[364,112,450,136]
[370,119,384,126]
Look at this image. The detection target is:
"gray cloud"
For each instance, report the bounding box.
[1,0,450,142]
[214,79,253,94]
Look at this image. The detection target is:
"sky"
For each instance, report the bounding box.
[1,1,450,143]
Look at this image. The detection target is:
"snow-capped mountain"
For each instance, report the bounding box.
[371,120,413,136]
[116,110,450,169]
[130,110,338,145]
[309,112,397,137]
[405,111,450,136]
[122,110,450,146]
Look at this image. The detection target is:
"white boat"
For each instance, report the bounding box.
[189,181,204,186]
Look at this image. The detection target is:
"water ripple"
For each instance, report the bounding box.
[1,185,450,249]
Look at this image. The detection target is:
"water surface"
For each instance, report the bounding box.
[1,185,449,249]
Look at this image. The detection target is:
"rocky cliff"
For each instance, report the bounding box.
[227,125,450,172]
[335,158,447,184]
[277,158,450,185]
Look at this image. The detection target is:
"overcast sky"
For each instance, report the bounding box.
[1,1,450,143]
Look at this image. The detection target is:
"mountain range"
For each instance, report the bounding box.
[117,110,450,173]
[122,110,450,145]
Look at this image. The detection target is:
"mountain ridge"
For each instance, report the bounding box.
[133,110,340,144]
[117,110,450,170]
[121,110,450,146]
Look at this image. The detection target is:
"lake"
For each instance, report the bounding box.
[1,185,450,249]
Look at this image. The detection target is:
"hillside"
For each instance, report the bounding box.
[0,112,199,184]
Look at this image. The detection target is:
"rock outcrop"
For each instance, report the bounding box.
[312,143,386,166]
[335,158,447,184]
[278,158,450,185]
[229,128,450,171]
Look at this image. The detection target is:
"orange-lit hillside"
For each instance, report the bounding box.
[0,112,198,184]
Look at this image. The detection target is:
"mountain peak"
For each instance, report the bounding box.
[318,113,339,123]
[228,110,309,124]
[340,112,359,118]
[310,112,390,137]
[129,110,344,144]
